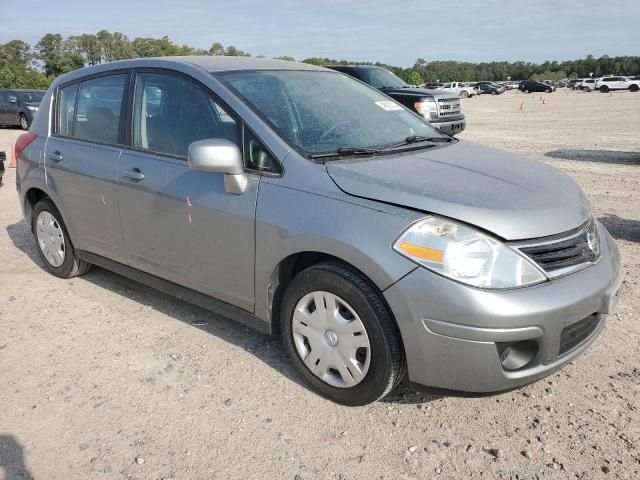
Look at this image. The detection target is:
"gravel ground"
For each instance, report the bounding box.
[0,88,639,480]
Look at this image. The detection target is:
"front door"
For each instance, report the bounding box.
[117,71,258,312]
[44,74,129,263]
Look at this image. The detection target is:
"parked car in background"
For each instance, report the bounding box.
[328,65,465,134]
[16,56,621,405]
[474,82,505,95]
[595,76,640,93]
[569,79,584,90]
[518,80,556,93]
[437,82,477,98]
[579,78,599,92]
[0,89,45,130]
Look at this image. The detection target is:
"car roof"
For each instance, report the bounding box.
[114,56,328,72]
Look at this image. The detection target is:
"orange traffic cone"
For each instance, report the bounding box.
[518,101,525,111]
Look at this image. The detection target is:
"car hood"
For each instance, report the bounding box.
[325,140,591,240]
[380,87,459,100]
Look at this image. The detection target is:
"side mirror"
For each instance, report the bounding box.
[187,138,247,194]
[8,96,17,104]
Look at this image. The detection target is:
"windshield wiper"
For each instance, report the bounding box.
[309,147,381,160]
[380,135,453,151]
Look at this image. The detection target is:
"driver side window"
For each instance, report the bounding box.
[133,72,239,158]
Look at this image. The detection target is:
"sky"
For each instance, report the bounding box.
[1,0,639,67]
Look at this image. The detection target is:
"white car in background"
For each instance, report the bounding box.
[595,76,640,93]
[438,82,477,98]
[579,78,600,92]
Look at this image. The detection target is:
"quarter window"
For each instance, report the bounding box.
[57,83,79,137]
[133,72,239,157]
[74,75,127,144]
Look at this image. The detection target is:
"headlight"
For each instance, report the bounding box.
[393,216,547,289]
[27,106,39,112]
[414,100,437,119]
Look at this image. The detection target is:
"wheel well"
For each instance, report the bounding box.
[24,188,49,224]
[268,252,379,335]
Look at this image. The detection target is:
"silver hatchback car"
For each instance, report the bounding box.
[16,57,622,405]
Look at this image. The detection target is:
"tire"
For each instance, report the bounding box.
[281,262,405,406]
[491,90,497,95]
[545,88,551,93]
[32,198,92,278]
[600,85,609,93]
[460,90,469,98]
[630,84,639,92]
[19,114,29,130]
[524,89,530,94]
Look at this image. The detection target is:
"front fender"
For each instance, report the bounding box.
[253,181,420,323]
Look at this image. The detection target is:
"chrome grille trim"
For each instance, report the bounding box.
[436,97,462,117]
[510,219,601,279]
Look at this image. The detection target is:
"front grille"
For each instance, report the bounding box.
[514,219,600,278]
[559,314,600,355]
[437,97,462,117]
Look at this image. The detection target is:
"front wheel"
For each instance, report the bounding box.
[32,199,92,278]
[19,114,29,130]
[545,88,551,93]
[629,84,639,92]
[281,262,405,405]
[460,91,469,98]
[600,85,609,93]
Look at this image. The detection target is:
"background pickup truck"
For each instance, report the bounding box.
[437,82,477,98]
[327,65,466,135]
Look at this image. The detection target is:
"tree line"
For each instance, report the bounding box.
[2,30,640,89]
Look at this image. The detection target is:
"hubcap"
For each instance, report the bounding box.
[36,211,65,267]
[291,291,371,388]
[20,116,28,129]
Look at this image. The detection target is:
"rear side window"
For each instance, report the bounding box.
[132,72,239,157]
[74,75,127,144]
[57,84,79,136]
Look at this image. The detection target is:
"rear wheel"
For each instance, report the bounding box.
[600,85,609,93]
[281,262,405,405]
[19,114,28,130]
[32,199,92,278]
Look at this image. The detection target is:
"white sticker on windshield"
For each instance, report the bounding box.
[375,101,403,111]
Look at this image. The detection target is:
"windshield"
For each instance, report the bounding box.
[357,68,409,89]
[20,91,44,103]
[220,70,444,156]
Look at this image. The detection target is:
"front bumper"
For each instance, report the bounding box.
[429,117,466,135]
[384,223,623,392]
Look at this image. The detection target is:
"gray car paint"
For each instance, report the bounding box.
[16,56,621,393]
[326,140,591,240]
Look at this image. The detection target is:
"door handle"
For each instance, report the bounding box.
[122,168,145,182]
[47,151,63,163]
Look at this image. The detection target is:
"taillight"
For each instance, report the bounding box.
[14,132,37,158]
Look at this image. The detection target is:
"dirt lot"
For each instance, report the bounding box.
[1,89,639,480]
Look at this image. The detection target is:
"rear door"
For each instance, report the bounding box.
[117,70,260,311]
[44,72,129,262]
[4,91,19,125]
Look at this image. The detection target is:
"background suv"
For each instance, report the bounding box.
[595,76,640,93]
[327,65,466,135]
[0,89,45,130]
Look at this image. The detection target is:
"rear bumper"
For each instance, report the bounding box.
[384,222,623,392]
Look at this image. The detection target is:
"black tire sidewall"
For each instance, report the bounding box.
[281,265,398,406]
[32,199,78,277]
